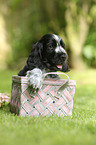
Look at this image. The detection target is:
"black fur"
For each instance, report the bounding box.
[18,34,69,76]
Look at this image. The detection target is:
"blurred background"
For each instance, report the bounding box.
[0,0,96,70]
[0,1,96,145]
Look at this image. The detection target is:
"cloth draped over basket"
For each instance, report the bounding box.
[10,72,76,117]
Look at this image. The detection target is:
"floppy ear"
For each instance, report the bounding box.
[33,42,43,58]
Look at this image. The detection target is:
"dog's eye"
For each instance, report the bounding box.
[48,45,54,52]
[60,40,65,48]
[48,45,53,50]
[49,45,52,48]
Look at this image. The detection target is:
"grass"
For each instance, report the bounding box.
[0,69,96,145]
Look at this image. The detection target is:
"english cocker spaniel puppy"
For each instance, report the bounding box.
[18,34,69,78]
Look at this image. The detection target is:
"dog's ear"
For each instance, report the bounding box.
[33,42,43,58]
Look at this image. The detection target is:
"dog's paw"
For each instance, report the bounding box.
[30,77,43,89]
[26,68,43,89]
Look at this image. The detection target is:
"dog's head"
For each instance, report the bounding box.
[33,34,69,72]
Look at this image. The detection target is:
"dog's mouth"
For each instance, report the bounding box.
[56,64,62,69]
[56,62,70,72]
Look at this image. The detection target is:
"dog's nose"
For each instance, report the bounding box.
[61,53,67,59]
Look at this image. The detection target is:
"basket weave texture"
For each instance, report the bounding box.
[10,75,76,117]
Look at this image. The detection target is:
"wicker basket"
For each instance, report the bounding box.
[10,72,76,117]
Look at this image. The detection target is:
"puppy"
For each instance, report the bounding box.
[18,34,69,78]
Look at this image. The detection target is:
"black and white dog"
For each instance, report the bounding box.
[18,34,69,78]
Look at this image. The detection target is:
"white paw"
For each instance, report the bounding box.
[26,68,43,89]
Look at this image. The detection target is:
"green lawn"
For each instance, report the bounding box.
[0,69,96,145]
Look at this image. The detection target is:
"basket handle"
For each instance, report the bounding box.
[43,72,69,97]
